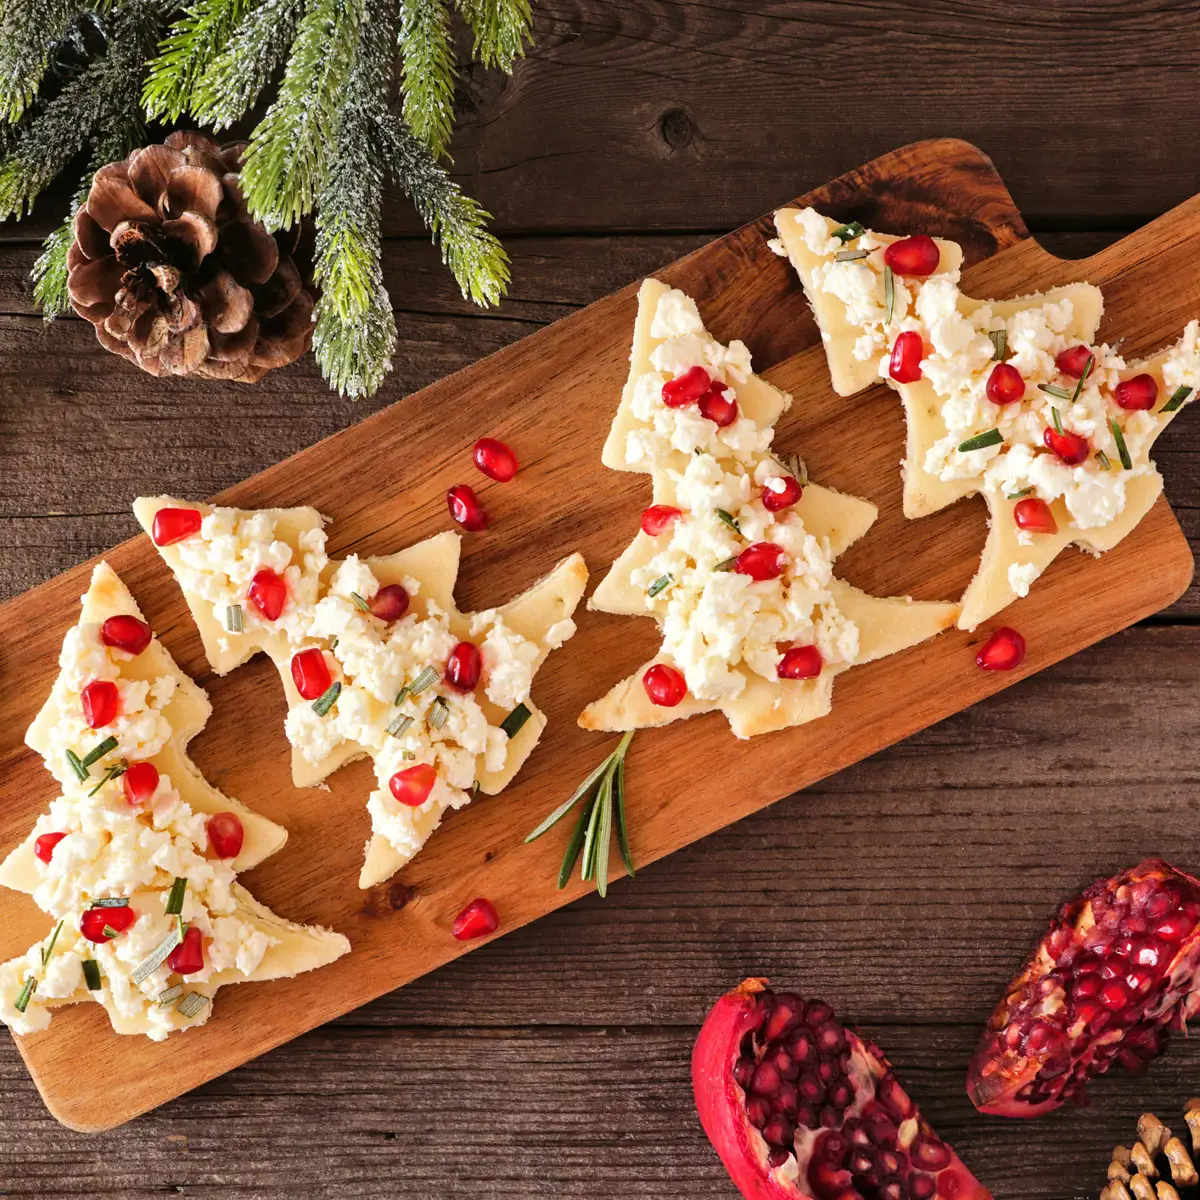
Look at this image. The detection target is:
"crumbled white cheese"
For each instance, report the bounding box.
[1007,561,1041,598]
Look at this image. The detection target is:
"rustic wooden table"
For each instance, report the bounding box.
[1,3,1198,1196]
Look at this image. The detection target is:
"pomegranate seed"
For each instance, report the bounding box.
[889,330,924,383]
[447,484,488,531]
[81,680,119,728]
[976,627,1026,671]
[248,568,287,621]
[1134,939,1167,968]
[1114,373,1158,411]
[1074,975,1102,998]
[368,584,409,622]
[446,641,482,691]
[473,437,519,482]
[762,475,803,512]
[778,645,823,680]
[151,507,202,547]
[1099,980,1130,1010]
[80,904,135,942]
[884,235,940,276]
[662,365,711,408]
[1155,912,1195,942]
[1043,426,1090,466]
[1013,497,1058,534]
[34,832,67,864]
[1126,966,1156,994]
[291,648,332,700]
[986,362,1025,405]
[751,1062,782,1096]
[698,383,738,427]
[122,761,160,806]
[1056,345,1094,378]
[206,812,244,859]
[643,663,687,707]
[168,925,205,975]
[641,505,683,537]
[390,762,437,807]
[452,897,499,941]
[735,542,787,581]
[100,615,152,656]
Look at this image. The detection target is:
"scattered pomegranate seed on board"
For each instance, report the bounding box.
[473,437,519,482]
[447,484,488,531]
[452,898,500,941]
[976,628,1026,672]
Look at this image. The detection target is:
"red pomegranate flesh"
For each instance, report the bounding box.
[967,858,1200,1118]
[694,979,991,1200]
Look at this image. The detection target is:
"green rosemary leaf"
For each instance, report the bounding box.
[580,778,606,883]
[176,991,209,1018]
[613,738,635,878]
[102,925,122,940]
[594,772,614,899]
[883,265,895,325]
[527,756,610,843]
[988,329,1007,360]
[89,897,130,908]
[499,703,531,739]
[81,737,118,769]
[394,685,409,706]
[957,429,1003,453]
[387,712,413,738]
[557,791,598,889]
[1096,449,1112,471]
[1110,418,1133,470]
[1005,487,1035,500]
[1162,384,1193,414]
[225,603,243,633]
[1070,353,1095,404]
[831,221,865,243]
[65,749,88,782]
[14,976,36,1014]
[427,695,449,731]
[82,959,102,991]
[41,919,64,967]
[311,681,341,717]
[87,761,127,797]
[1039,383,1073,401]
[131,925,182,985]
[165,877,187,917]
[1050,406,1064,435]
[834,249,868,263]
[714,556,739,572]
[156,984,183,1005]
[646,573,673,599]
[349,591,371,612]
[715,508,741,534]
[408,665,439,696]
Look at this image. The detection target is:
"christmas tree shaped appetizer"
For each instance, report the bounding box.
[579,279,958,738]
[0,563,349,1040]
[773,208,1199,629]
[134,498,587,888]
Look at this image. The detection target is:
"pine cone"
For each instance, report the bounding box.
[66,131,315,382]
[1100,1102,1200,1200]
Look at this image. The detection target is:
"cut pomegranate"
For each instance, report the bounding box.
[986,363,1025,406]
[967,859,1200,1117]
[641,505,683,537]
[81,680,119,728]
[80,904,136,943]
[693,979,991,1200]
[448,484,489,532]
[446,641,482,691]
[390,763,437,807]
[763,476,803,513]
[452,897,500,941]
[151,507,202,547]
[122,761,160,806]
[699,383,739,427]
[1114,373,1158,411]
[889,331,924,384]
[291,647,332,700]
[1013,498,1057,535]
[34,832,67,864]
[663,365,711,408]
[473,437,519,482]
[206,812,244,859]
[1056,345,1093,378]
[976,628,1025,672]
[736,543,787,582]
[1043,427,1090,466]
[643,663,687,707]
[247,567,287,621]
[100,615,152,656]
[369,584,409,622]
[884,235,941,277]
[778,645,823,681]
[168,925,205,975]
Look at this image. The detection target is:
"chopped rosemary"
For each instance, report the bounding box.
[714,556,739,572]
[715,508,741,534]
[87,761,127,797]
[65,749,88,783]
[177,914,185,942]
[427,695,450,731]
[1096,449,1113,471]
[1110,417,1133,470]
[225,603,243,633]
[988,329,1007,360]
[82,959,102,991]
[330,637,338,651]
[131,926,182,985]
[156,984,183,1005]
[14,976,36,1013]
[177,991,210,1018]
[1162,384,1193,414]
[350,591,371,613]
[1050,406,1064,434]
[883,265,895,325]
[646,573,673,599]
[1039,383,1073,401]
[394,685,409,706]
[89,897,130,908]
[1070,353,1095,404]
[41,920,64,967]
[401,750,416,761]
[831,220,865,243]
[81,736,118,769]
[387,712,413,738]
[500,703,532,739]
[311,681,341,717]
[408,665,439,696]
[1005,487,1035,500]
[957,429,1003,453]
[834,248,868,263]
[771,452,807,485]
[165,877,187,917]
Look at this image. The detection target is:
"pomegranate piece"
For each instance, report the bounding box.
[445,641,482,691]
[81,680,119,728]
[889,331,924,383]
[643,663,687,707]
[763,476,803,513]
[168,925,205,975]
[985,363,1025,406]
[247,567,287,621]
[663,365,711,408]
[473,437,519,482]
[641,505,683,537]
[206,812,244,859]
[291,647,332,701]
[390,762,437,808]
[1013,498,1057,535]
[967,859,1200,1117]
[151,506,202,547]
[452,897,500,941]
[736,543,787,582]
[975,627,1025,672]
[122,761,160,806]
[1043,426,1090,466]
[699,383,739,427]
[447,484,489,532]
[100,614,152,656]
[778,645,823,681]
[1114,373,1159,411]
[1056,345,1093,378]
[369,583,409,622]
[884,235,941,277]
[34,832,67,864]
[694,979,991,1200]
[80,904,136,943]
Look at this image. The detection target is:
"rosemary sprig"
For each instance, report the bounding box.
[81,737,118,769]
[65,749,88,783]
[1110,417,1133,470]
[427,695,450,731]
[1070,353,1094,404]
[387,712,413,738]
[834,249,868,263]
[408,665,439,696]
[957,429,1003,454]
[349,591,371,613]
[646,574,673,599]
[883,265,895,325]
[1162,384,1193,414]
[1050,406,1064,435]
[831,221,865,243]
[165,877,187,917]
[14,976,36,1014]
[714,556,739,572]
[131,925,182,985]
[988,329,1007,360]
[715,508,742,535]
[82,960,102,991]
[1005,486,1035,500]
[41,920,64,967]
[1096,449,1112,471]
[177,991,209,1018]
[1039,383,1074,401]
[500,703,532,739]
[225,604,244,633]
[87,761,127,797]
[311,681,341,717]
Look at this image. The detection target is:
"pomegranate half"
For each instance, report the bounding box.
[693,979,991,1200]
[967,858,1200,1117]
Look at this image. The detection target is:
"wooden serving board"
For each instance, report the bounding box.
[0,138,1194,1130]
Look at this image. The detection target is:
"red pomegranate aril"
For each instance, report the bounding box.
[763,993,804,1042]
[1099,980,1130,1011]
[884,234,941,277]
[80,904,135,942]
[662,364,711,408]
[472,437,519,482]
[1043,426,1090,466]
[735,542,787,582]
[452,897,500,941]
[986,362,1025,406]
[100,615,152,656]
[1055,345,1094,378]
[81,679,119,728]
[1114,373,1159,411]
[168,925,205,975]
[778,645,823,681]
[763,475,803,512]
[447,484,489,531]
[889,330,925,383]
[643,663,687,707]
[446,641,482,692]
[1013,498,1057,535]
[389,762,437,808]
[34,832,67,864]
[247,568,287,621]
[368,584,409,622]
[206,812,244,859]
[699,383,739,427]
[751,1061,782,1096]
[1155,912,1195,941]
[975,627,1026,672]
[641,505,683,537]
[291,648,332,700]
[151,506,202,546]
[122,761,160,807]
